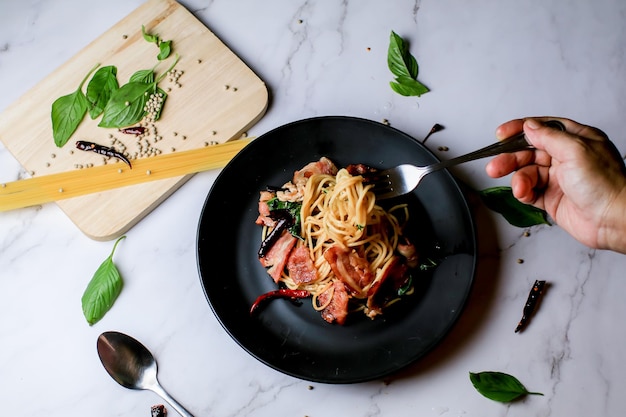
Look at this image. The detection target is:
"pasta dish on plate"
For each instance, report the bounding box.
[254,157,423,324]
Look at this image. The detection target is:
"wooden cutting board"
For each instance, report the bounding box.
[0,0,268,240]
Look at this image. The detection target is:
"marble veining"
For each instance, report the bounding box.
[2,0,626,416]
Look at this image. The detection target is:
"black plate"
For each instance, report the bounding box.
[197,116,476,383]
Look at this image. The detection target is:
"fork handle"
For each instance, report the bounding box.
[429,120,565,172]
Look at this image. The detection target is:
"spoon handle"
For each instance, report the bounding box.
[150,384,194,417]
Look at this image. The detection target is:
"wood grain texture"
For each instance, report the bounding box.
[0,0,268,240]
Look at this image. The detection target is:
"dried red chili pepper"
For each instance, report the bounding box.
[515,280,546,333]
[258,212,294,258]
[151,404,167,417]
[119,126,146,135]
[422,123,444,144]
[250,289,311,315]
[75,140,132,168]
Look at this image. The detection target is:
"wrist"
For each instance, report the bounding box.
[599,186,626,254]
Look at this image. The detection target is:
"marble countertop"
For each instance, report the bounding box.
[2,1,626,416]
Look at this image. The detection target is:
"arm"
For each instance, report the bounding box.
[485,117,626,253]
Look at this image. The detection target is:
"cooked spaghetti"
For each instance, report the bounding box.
[255,157,418,324]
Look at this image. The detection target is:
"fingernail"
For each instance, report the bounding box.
[525,118,541,130]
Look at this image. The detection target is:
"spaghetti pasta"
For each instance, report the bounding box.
[255,157,417,324]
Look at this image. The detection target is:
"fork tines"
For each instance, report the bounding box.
[361,170,393,192]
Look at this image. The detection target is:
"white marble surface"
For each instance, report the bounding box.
[2,0,626,416]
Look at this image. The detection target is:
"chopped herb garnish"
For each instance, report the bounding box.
[397,274,413,296]
[419,257,439,272]
[267,198,302,238]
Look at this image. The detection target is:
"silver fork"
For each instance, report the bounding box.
[364,120,565,200]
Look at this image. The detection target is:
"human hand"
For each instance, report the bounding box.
[485,117,626,253]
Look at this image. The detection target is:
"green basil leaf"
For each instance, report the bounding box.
[387,31,429,98]
[155,53,181,84]
[142,24,172,60]
[81,236,126,325]
[99,81,154,128]
[51,63,99,147]
[157,40,172,60]
[151,87,168,122]
[390,76,429,97]
[470,371,543,402]
[267,198,302,237]
[51,91,88,147]
[141,24,158,44]
[419,257,438,272]
[129,69,155,84]
[397,274,413,296]
[479,186,550,227]
[86,65,119,119]
[388,31,418,79]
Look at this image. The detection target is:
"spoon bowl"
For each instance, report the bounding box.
[97,331,194,417]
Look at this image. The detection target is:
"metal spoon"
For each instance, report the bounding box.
[97,331,194,417]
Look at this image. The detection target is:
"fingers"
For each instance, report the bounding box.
[485,152,530,178]
[510,165,547,206]
[528,116,608,142]
[485,146,550,178]
[522,118,577,158]
[495,119,525,140]
[496,116,583,148]
[485,152,550,208]
[488,116,619,218]
[510,172,535,203]
[490,116,585,173]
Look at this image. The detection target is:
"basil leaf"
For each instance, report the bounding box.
[129,69,155,84]
[397,274,413,296]
[268,198,302,237]
[81,236,126,325]
[419,257,439,272]
[155,53,180,84]
[390,76,429,97]
[141,24,158,44]
[99,81,154,128]
[51,63,99,147]
[142,24,172,60]
[151,87,168,122]
[387,31,429,97]
[470,371,543,402]
[388,31,418,79]
[157,40,172,60]
[51,91,88,147]
[86,65,119,119]
[98,55,177,128]
[480,186,550,227]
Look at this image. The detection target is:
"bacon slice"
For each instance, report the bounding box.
[286,246,318,285]
[317,280,349,325]
[291,157,338,197]
[294,157,338,182]
[345,163,377,176]
[397,237,419,268]
[366,256,409,318]
[323,245,373,296]
[255,190,276,227]
[259,230,297,282]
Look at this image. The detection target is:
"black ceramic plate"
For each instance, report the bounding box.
[197,116,476,383]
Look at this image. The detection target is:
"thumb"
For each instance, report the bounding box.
[523,118,573,161]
